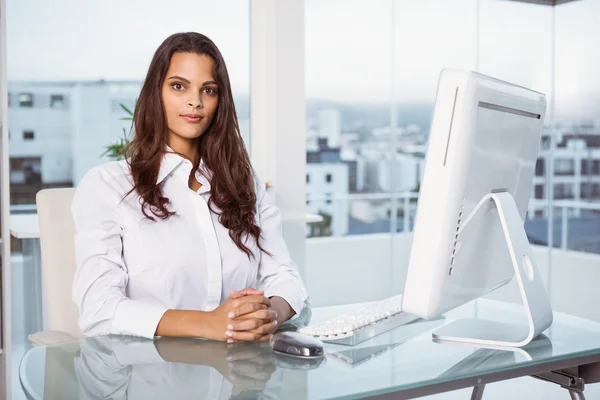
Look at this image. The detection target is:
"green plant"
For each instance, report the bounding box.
[101,103,133,160]
[308,210,333,237]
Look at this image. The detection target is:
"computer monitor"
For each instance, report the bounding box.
[401,69,553,348]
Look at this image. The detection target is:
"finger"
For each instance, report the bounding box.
[225,330,262,342]
[248,320,278,335]
[232,295,271,310]
[229,351,274,366]
[228,318,264,331]
[226,331,272,342]
[230,319,277,336]
[229,300,271,319]
[227,333,272,343]
[226,348,262,362]
[230,287,264,299]
[233,309,277,323]
[230,363,273,381]
[232,308,275,323]
[258,333,272,342]
[229,311,277,331]
[228,303,267,320]
[239,287,263,295]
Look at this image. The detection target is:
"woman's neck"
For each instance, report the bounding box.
[167,135,199,164]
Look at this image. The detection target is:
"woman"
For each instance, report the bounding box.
[72,32,308,343]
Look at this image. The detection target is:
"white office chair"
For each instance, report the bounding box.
[29,188,84,345]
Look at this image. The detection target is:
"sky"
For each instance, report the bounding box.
[7,0,600,119]
[6,0,250,91]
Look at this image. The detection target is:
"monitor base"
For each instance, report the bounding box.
[433,191,553,348]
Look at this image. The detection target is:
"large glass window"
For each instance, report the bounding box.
[306,0,393,243]
[305,0,600,307]
[305,0,476,306]
[553,0,600,254]
[478,0,553,253]
[7,0,250,206]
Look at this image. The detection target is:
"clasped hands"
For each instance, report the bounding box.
[211,287,281,343]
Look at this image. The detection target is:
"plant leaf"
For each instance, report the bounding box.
[120,103,134,116]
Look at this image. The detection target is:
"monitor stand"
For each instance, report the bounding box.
[432,191,553,348]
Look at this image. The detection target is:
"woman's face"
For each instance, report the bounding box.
[162,52,219,145]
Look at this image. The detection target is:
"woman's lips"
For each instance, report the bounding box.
[182,114,203,123]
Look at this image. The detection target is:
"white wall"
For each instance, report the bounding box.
[250,0,307,275]
[306,233,600,322]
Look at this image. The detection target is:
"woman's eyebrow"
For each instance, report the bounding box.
[167,75,191,83]
[167,76,217,86]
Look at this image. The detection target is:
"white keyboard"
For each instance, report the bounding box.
[299,295,419,346]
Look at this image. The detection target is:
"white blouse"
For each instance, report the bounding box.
[71,150,308,339]
[74,337,284,399]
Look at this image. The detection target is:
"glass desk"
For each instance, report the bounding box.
[18,299,600,400]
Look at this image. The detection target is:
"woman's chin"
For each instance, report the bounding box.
[172,130,206,141]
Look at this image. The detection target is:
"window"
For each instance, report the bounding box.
[581,183,600,199]
[18,93,33,107]
[304,0,476,309]
[535,158,545,176]
[7,0,249,207]
[23,130,35,141]
[535,210,544,219]
[550,0,600,254]
[535,184,544,199]
[582,159,589,175]
[9,157,42,185]
[554,159,575,176]
[554,183,574,200]
[580,159,598,176]
[50,94,65,109]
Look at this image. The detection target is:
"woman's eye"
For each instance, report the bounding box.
[172,83,184,91]
[203,87,217,95]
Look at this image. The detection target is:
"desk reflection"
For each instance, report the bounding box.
[72,336,294,400]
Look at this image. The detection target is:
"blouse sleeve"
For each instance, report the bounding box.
[71,166,168,339]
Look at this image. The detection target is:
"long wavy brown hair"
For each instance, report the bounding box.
[125,32,267,259]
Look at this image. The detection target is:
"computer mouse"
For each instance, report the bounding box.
[272,351,326,369]
[269,331,325,359]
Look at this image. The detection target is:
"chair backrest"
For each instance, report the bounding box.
[36,188,82,336]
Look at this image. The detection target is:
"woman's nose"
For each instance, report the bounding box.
[187,96,203,109]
